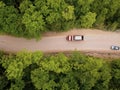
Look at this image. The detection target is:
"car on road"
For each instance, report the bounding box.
[66,35,84,41]
[111,45,119,50]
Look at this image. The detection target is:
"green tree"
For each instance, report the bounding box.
[92,63,111,90]
[117,8,120,28]
[109,59,120,90]
[0,51,10,90]
[59,73,79,90]
[34,0,75,31]
[72,0,95,28]
[10,79,25,90]
[31,53,71,89]
[1,50,120,90]
[40,53,70,73]
[76,0,94,14]
[80,12,96,28]
[91,0,110,28]
[31,68,57,90]
[1,51,43,90]
[70,52,111,90]
[62,6,74,20]
[106,0,120,30]
[19,0,32,14]
[20,0,45,38]
[107,0,120,19]
[0,1,20,35]
[0,75,9,90]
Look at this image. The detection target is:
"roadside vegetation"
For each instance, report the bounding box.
[0,51,120,90]
[0,0,120,38]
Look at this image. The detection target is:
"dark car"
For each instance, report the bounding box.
[111,45,119,50]
[66,35,84,41]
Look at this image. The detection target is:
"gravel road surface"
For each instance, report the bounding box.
[0,29,120,54]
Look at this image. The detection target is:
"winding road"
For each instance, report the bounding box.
[0,30,120,53]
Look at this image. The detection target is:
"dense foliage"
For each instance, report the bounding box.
[0,51,120,90]
[0,0,120,38]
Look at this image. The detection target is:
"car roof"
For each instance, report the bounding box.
[74,36,82,40]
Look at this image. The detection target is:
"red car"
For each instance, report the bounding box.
[66,35,84,41]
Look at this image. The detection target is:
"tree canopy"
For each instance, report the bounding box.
[0,51,119,90]
[0,0,119,38]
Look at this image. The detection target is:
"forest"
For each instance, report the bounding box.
[0,0,120,89]
[0,51,120,90]
[0,0,120,38]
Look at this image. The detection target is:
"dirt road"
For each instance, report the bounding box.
[0,29,120,55]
